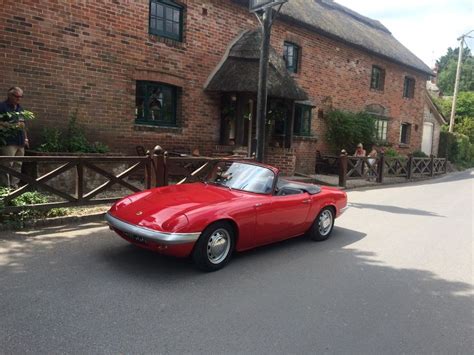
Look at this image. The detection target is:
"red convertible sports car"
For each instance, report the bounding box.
[106,160,348,271]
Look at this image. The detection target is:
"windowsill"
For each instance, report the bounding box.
[148,34,186,49]
[398,143,410,148]
[134,124,182,134]
[293,135,318,142]
[370,88,384,93]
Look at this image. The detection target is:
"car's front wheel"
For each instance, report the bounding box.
[308,207,335,242]
[192,221,235,271]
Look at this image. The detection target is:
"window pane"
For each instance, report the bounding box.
[157,4,164,18]
[173,9,180,22]
[166,6,173,20]
[151,2,157,16]
[173,22,180,35]
[156,19,163,31]
[166,20,173,33]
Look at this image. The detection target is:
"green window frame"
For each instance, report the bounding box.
[374,117,388,141]
[284,42,300,74]
[370,65,385,91]
[135,81,178,127]
[149,0,183,41]
[403,76,415,98]
[400,123,411,144]
[294,104,312,136]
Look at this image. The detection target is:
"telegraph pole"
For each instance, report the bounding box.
[250,0,287,162]
[449,30,473,133]
[255,7,272,162]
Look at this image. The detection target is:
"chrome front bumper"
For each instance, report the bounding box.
[105,213,201,245]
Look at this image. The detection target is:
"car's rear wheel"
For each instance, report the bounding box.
[192,221,235,271]
[309,207,335,242]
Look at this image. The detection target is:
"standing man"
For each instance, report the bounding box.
[0,87,29,187]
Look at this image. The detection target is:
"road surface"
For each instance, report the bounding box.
[1,170,473,354]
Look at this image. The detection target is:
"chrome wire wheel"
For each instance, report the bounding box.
[318,209,334,237]
[207,228,231,265]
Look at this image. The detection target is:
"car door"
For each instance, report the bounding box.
[254,192,311,245]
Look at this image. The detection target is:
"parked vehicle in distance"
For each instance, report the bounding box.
[106,160,348,271]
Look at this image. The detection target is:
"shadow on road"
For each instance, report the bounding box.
[1,223,472,353]
[348,202,445,217]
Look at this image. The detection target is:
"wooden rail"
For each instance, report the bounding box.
[318,153,448,187]
[0,146,250,213]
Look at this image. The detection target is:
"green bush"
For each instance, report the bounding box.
[0,188,68,227]
[383,148,400,157]
[439,130,474,166]
[412,150,429,158]
[37,113,109,154]
[39,127,65,152]
[325,110,376,153]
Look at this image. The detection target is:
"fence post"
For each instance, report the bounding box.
[377,152,384,183]
[152,145,167,187]
[429,155,435,176]
[76,160,84,201]
[407,154,413,180]
[338,154,347,188]
[144,150,152,189]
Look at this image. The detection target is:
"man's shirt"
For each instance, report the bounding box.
[0,100,25,146]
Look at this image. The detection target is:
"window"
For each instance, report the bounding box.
[135,81,178,126]
[370,66,385,91]
[400,123,411,144]
[403,76,415,98]
[374,118,388,141]
[149,0,183,41]
[283,42,300,73]
[294,104,312,136]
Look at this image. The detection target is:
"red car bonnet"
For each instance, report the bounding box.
[111,182,245,231]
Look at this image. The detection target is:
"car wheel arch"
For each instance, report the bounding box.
[194,218,240,249]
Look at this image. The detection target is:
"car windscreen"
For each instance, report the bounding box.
[205,162,274,194]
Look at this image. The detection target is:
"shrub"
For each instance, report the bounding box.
[0,188,68,227]
[439,130,474,166]
[37,113,109,153]
[325,110,376,153]
[383,148,400,157]
[412,150,429,158]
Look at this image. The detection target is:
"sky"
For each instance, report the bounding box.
[335,0,473,68]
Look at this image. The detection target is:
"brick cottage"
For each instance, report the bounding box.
[0,0,433,175]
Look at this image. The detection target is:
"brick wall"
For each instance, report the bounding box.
[0,0,428,174]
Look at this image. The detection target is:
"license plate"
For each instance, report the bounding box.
[124,233,147,244]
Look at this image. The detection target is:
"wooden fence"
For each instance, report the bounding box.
[319,153,447,187]
[0,146,245,213]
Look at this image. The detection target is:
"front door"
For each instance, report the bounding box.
[422,122,434,155]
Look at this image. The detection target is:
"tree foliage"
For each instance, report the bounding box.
[433,92,474,122]
[436,47,474,95]
[325,110,376,153]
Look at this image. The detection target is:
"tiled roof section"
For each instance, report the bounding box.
[233,0,433,76]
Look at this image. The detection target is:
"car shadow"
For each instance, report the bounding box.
[347,202,445,217]
[100,226,366,279]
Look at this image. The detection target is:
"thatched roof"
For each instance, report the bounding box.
[204,30,309,100]
[232,0,433,76]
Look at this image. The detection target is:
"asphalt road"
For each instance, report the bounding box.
[1,170,473,354]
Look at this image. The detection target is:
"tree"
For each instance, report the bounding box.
[325,110,376,153]
[433,92,474,123]
[436,47,474,95]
